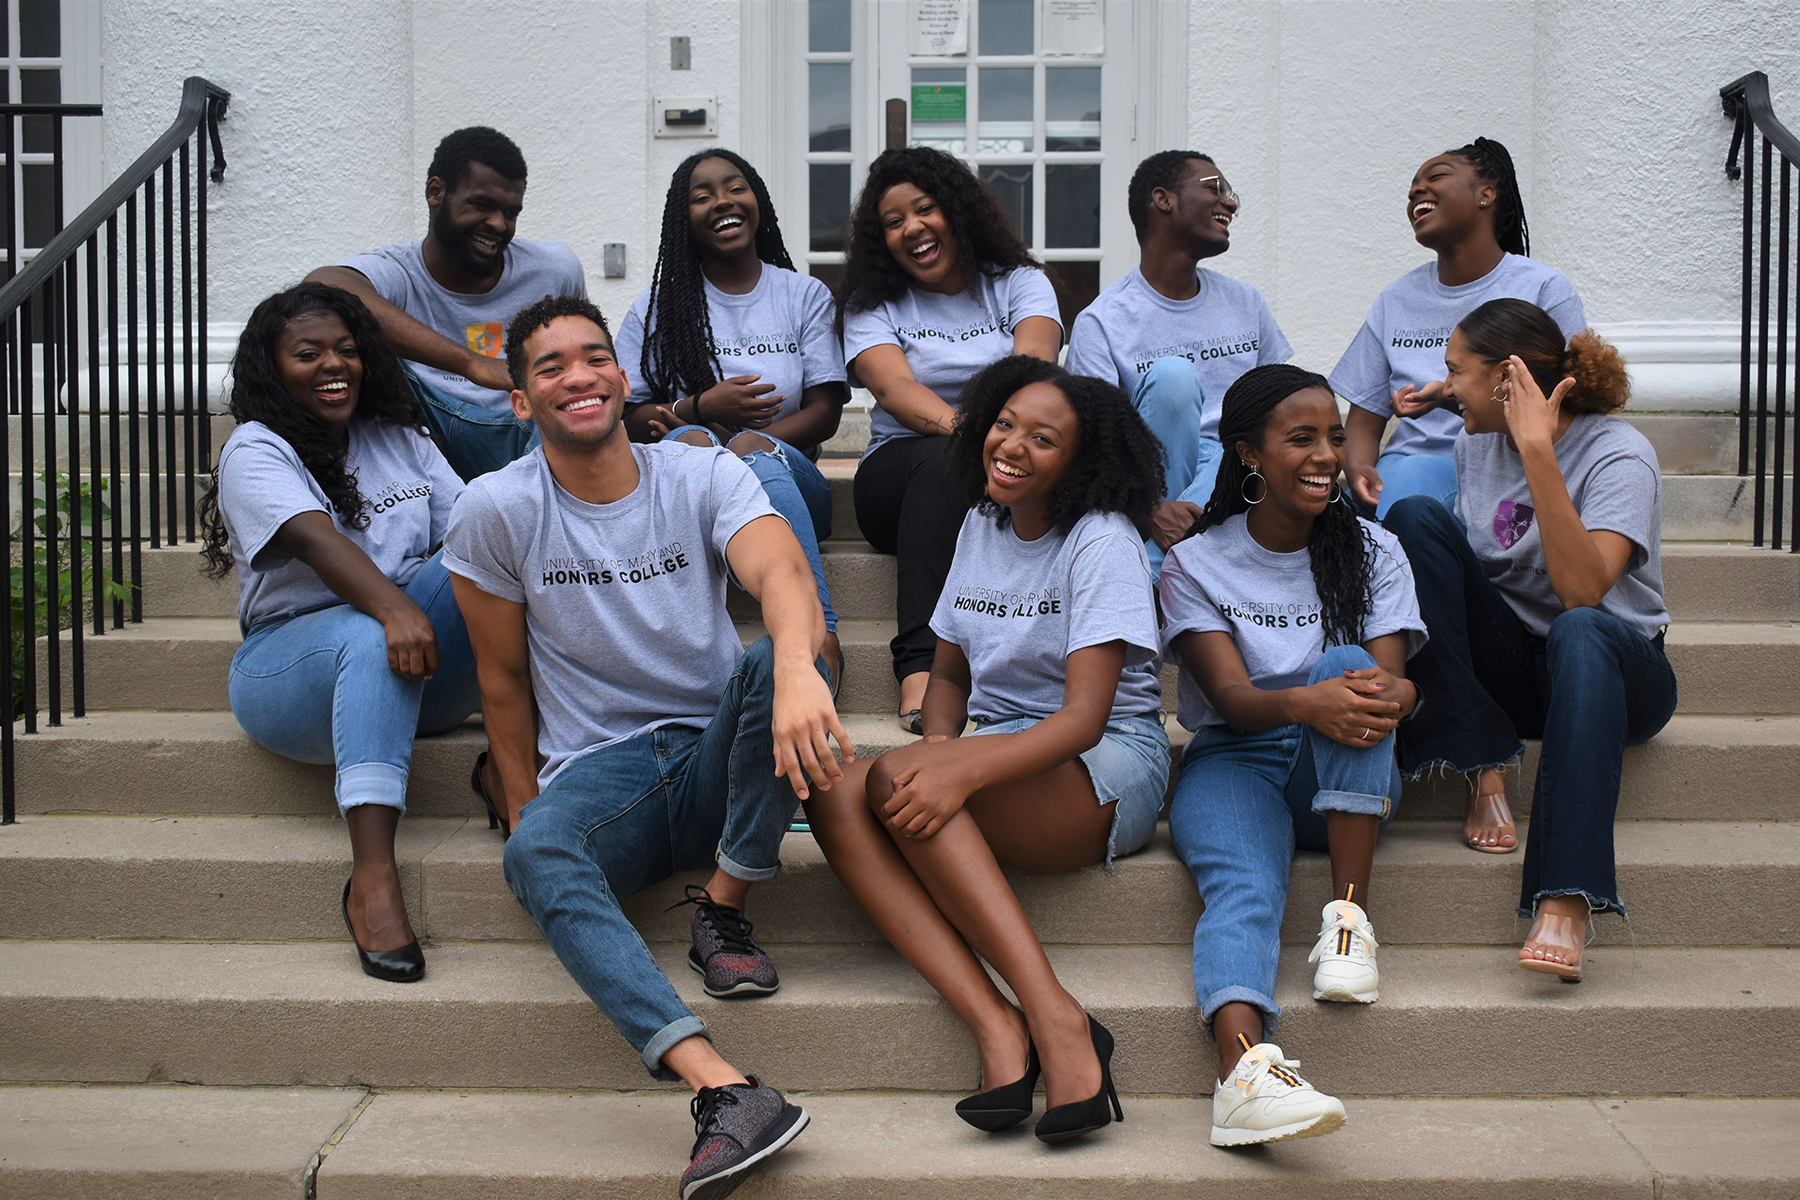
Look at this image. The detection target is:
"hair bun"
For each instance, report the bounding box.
[1563,329,1630,414]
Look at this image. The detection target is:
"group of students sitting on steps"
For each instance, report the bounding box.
[194,124,1675,1200]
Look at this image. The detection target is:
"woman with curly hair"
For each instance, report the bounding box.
[1160,363,1425,1147]
[1385,299,1674,983]
[614,149,848,680]
[199,282,479,983]
[1332,136,1585,854]
[804,356,1168,1144]
[840,147,1063,731]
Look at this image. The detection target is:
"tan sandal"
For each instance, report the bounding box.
[1519,905,1587,983]
[1463,773,1517,854]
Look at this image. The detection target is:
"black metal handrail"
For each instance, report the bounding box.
[0,76,230,825]
[1721,71,1800,549]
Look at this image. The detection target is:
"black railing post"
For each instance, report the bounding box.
[1776,157,1792,552]
[106,214,122,627]
[144,174,158,550]
[1756,137,1773,547]
[180,137,195,541]
[125,193,141,619]
[161,160,176,546]
[86,232,102,635]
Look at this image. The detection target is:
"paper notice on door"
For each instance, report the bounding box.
[1043,0,1104,56]
[909,0,970,55]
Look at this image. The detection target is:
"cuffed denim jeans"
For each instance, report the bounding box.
[1385,496,1678,918]
[1169,645,1403,1038]
[501,637,819,1081]
[1372,449,1458,520]
[1131,358,1224,576]
[228,552,481,814]
[404,365,540,482]
[666,425,837,633]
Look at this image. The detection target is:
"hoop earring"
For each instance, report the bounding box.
[1492,380,1510,404]
[1241,470,1266,506]
[1328,479,1343,504]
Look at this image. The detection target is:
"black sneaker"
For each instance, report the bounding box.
[675,885,779,998]
[679,1076,808,1200]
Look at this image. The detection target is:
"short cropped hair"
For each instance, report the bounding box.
[427,126,528,192]
[504,294,613,391]
[1127,150,1214,243]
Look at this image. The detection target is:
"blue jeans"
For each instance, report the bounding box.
[405,365,541,482]
[666,426,837,634]
[228,552,481,813]
[1384,496,1677,918]
[1130,358,1224,576]
[1169,645,1403,1037]
[1372,450,1458,520]
[501,637,820,1080]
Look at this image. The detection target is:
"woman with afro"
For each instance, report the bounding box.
[805,356,1167,1145]
[615,148,849,684]
[1385,299,1674,983]
[839,146,1063,732]
[199,283,480,984]
[1160,363,1426,1147]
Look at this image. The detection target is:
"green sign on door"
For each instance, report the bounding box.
[911,84,967,122]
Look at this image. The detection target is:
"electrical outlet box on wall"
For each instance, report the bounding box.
[654,95,717,138]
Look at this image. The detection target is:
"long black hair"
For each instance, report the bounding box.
[837,146,1038,328]
[1195,363,1376,650]
[944,355,1164,536]
[199,282,425,578]
[1445,136,1529,257]
[639,148,795,405]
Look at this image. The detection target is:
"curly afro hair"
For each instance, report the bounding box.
[1455,297,1629,414]
[503,293,613,391]
[836,146,1038,327]
[944,355,1164,537]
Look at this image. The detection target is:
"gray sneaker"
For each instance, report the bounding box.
[678,885,780,998]
[679,1076,809,1200]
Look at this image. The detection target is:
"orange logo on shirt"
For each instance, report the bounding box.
[466,322,504,357]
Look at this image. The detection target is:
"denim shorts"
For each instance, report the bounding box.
[969,711,1171,866]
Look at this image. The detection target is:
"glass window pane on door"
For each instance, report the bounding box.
[809,62,851,152]
[1046,261,1100,334]
[980,163,1031,244]
[911,68,966,153]
[1046,164,1100,248]
[21,160,54,248]
[20,0,56,57]
[978,0,1034,55]
[21,65,56,153]
[809,261,844,292]
[976,67,1032,153]
[1045,68,1101,151]
[809,162,851,253]
[808,0,851,53]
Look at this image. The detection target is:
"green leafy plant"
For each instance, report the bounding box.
[8,472,133,718]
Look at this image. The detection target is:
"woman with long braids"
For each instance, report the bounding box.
[1160,364,1425,1147]
[840,147,1062,732]
[1386,300,1673,984]
[615,148,849,682]
[200,282,478,983]
[1332,136,1584,855]
[805,356,1167,1144]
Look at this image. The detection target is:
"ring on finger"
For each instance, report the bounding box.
[1360,727,1372,740]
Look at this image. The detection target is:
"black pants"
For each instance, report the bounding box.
[853,435,970,682]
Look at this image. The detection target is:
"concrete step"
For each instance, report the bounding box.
[3,1085,1793,1200]
[3,816,1795,949]
[15,710,1800,823]
[39,615,1800,716]
[134,539,1800,624]
[1,939,1793,1094]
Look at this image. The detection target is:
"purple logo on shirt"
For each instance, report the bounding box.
[1494,500,1535,549]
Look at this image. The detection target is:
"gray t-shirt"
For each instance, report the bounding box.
[217,419,463,633]
[1455,413,1668,639]
[1065,266,1293,441]
[342,238,588,414]
[930,509,1162,722]
[1159,513,1427,732]
[843,266,1062,458]
[614,265,846,433]
[1328,253,1585,458]
[442,442,777,786]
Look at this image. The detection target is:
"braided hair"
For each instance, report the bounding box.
[198,283,426,579]
[640,149,796,404]
[1445,136,1529,257]
[1195,364,1376,650]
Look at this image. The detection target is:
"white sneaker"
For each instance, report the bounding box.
[1309,899,1379,1003]
[1211,1041,1347,1146]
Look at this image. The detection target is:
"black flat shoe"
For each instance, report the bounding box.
[956,1040,1040,1131]
[471,750,509,840]
[1034,1015,1123,1143]
[341,878,425,983]
[898,709,924,736]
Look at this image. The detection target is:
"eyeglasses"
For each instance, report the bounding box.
[1176,173,1240,209]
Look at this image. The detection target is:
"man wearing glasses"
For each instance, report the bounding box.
[1066,151,1292,572]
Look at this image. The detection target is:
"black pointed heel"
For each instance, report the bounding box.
[471,750,509,840]
[955,1040,1040,1131]
[341,878,425,983]
[1034,1015,1123,1143]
